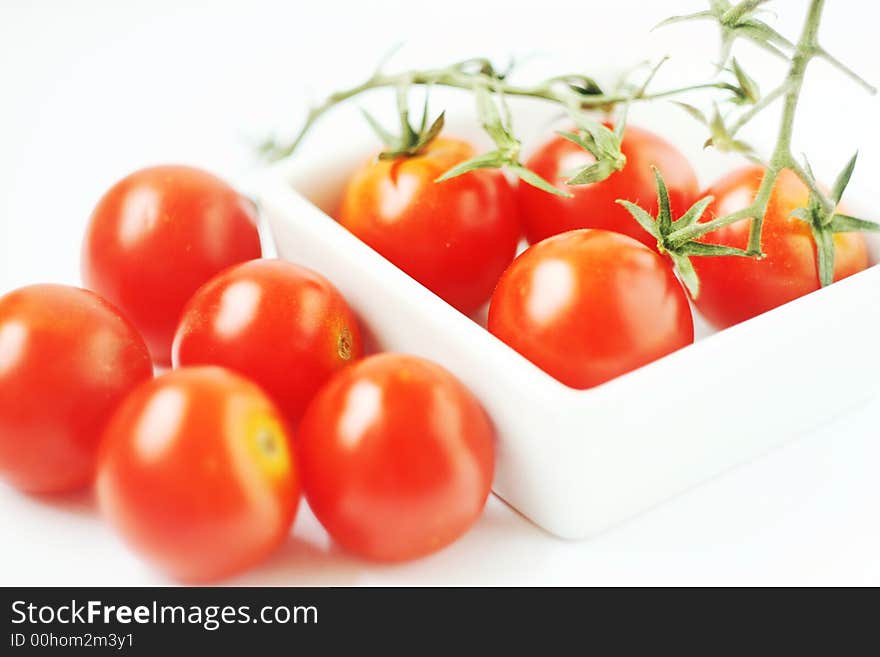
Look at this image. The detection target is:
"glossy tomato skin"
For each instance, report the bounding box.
[297,353,494,561]
[339,137,521,315]
[97,366,300,582]
[488,229,694,389]
[82,165,262,365]
[0,285,152,493]
[172,259,363,427]
[516,124,699,248]
[692,167,869,329]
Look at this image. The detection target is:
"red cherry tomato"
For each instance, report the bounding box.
[517,124,699,248]
[97,366,299,582]
[339,137,521,315]
[173,259,363,427]
[297,353,495,561]
[488,229,694,389]
[692,166,870,329]
[82,165,262,364]
[0,284,152,493]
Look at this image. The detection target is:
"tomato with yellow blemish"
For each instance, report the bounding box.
[97,366,300,582]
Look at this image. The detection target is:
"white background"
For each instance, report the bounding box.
[1,0,879,585]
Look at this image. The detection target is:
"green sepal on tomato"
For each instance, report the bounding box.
[516,124,699,249]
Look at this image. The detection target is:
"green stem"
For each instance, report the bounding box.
[267,0,874,272]
[671,0,837,254]
[267,66,739,160]
[640,82,743,101]
[728,82,788,135]
[668,206,755,246]
[815,47,878,94]
[745,0,825,253]
[782,156,829,207]
[721,0,767,26]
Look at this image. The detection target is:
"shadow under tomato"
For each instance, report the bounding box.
[230,535,366,587]
[229,495,553,586]
[352,309,384,357]
[25,486,98,517]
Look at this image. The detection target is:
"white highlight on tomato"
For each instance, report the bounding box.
[558,149,595,179]
[526,258,575,325]
[0,321,27,376]
[118,186,160,247]
[429,384,482,500]
[338,380,382,448]
[214,280,262,338]
[378,173,420,221]
[295,283,326,338]
[135,387,187,461]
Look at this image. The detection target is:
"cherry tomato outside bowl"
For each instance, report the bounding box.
[0,284,152,493]
[97,366,300,582]
[297,353,495,562]
[173,259,363,427]
[82,165,262,365]
[488,229,694,389]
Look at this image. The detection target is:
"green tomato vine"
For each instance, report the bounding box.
[262,0,878,297]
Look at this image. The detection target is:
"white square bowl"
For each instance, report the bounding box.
[251,101,880,539]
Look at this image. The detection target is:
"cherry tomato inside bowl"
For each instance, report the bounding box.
[0,284,152,493]
[488,229,694,389]
[692,166,870,329]
[297,353,495,562]
[97,366,300,582]
[173,259,363,427]
[82,165,262,365]
[516,124,698,249]
[339,137,521,315]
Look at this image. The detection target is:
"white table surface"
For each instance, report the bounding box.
[2,0,879,586]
